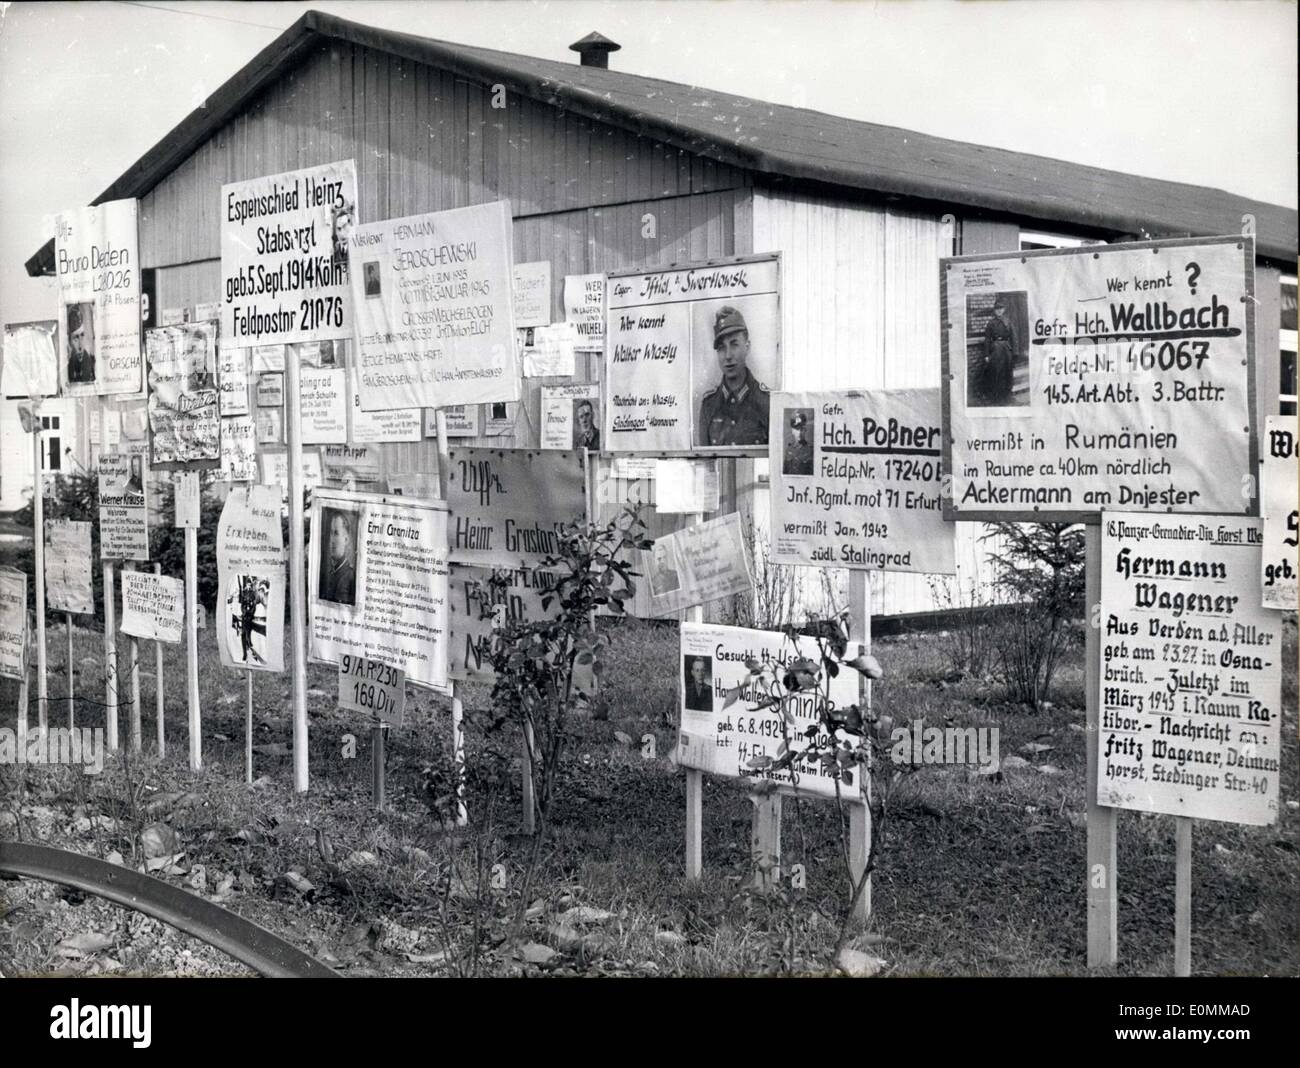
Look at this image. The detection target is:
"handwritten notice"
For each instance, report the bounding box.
[350,367,420,442]
[251,344,285,373]
[300,368,347,444]
[173,471,200,529]
[1260,415,1297,609]
[512,260,552,328]
[259,450,322,496]
[145,322,220,468]
[0,568,28,680]
[44,519,93,615]
[217,345,250,415]
[350,201,519,411]
[522,322,578,378]
[769,389,955,574]
[655,459,720,514]
[1098,513,1281,825]
[445,449,587,569]
[646,512,752,615]
[323,444,381,487]
[447,565,559,681]
[50,199,142,397]
[942,237,1254,521]
[541,384,600,450]
[98,449,150,561]
[677,622,863,800]
[426,405,479,438]
[120,570,185,644]
[309,489,450,690]
[605,255,781,452]
[220,417,258,482]
[2,321,58,399]
[220,160,358,346]
[255,407,282,445]
[256,373,284,407]
[564,273,605,352]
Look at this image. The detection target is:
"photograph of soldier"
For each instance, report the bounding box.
[696,304,771,447]
[331,199,355,266]
[683,654,714,712]
[66,302,96,385]
[363,261,382,298]
[966,291,1030,408]
[649,538,680,597]
[318,507,358,607]
[124,454,144,494]
[782,408,815,475]
[572,398,600,450]
[225,574,270,666]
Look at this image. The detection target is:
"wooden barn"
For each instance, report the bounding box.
[22,9,1298,619]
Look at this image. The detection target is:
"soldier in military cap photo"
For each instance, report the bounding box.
[697,304,770,447]
[65,301,96,385]
[782,407,815,475]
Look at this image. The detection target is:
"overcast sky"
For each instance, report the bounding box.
[1,0,1295,327]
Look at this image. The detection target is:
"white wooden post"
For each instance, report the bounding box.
[284,343,309,792]
[1085,521,1118,966]
[184,527,200,770]
[848,568,872,924]
[32,419,47,733]
[1174,817,1193,976]
[434,409,468,826]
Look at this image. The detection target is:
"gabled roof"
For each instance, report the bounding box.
[26,8,1297,274]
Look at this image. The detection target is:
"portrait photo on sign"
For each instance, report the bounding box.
[692,295,779,448]
[965,291,1030,411]
[782,407,815,475]
[223,574,272,666]
[363,261,382,298]
[331,199,355,267]
[317,506,359,607]
[649,538,681,597]
[65,301,97,385]
[572,397,600,450]
[683,654,713,711]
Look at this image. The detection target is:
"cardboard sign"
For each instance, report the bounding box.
[522,322,577,378]
[425,405,480,438]
[1098,512,1281,825]
[216,484,285,672]
[2,321,58,399]
[259,450,322,496]
[146,323,220,468]
[445,449,587,569]
[646,513,753,615]
[0,568,28,681]
[349,201,520,411]
[255,407,282,445]
[217,344,250,416]
[256,373,284,407]
[482,401,516,437]
[173,470,200,529]
[604,254,781,452]
[220,160,358,346]
[512,260,552,329]
[44,519,93,615]
[51,199,143,397]
[677,622,864,800]
[563,273,605,352]
[350,366,420,442]
[300,368,348,444]
[120,570,185,644]
[338,654,406,727]
[768,389,956,574]
[655,459,720,514]
[309,489,450,690]
[941,237,1255,521]
[541,384,600,450]
[323,443,381,487]
[98,448,150,561]
[220,416,258,482]
[195,301,221,323]
[447,564,559,681]
[251,344,286,373]
[1260,415,1297,609]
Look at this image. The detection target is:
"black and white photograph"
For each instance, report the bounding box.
[0,0,1294,1018]
[316,505,358,607]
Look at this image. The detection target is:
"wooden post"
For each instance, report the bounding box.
[126,562,141,753]
[522,721,536,834]
[433,409,468,826]
[1085,521,1118,967]
[847,568,872,924]
[184,527,200,770]
[750,792,782,889]
[32,420,47,733]
[284,343,309,793]
[371,723,386,812]
[65,614,74,730]
[245,669,254,785]
[1174,817,1193,976]
[684,511,706,881]
[153,563,164,756]
[17,665,29,749]
[103,562,118,752]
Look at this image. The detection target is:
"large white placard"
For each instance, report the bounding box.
[605,254,781,452]
[98,447,150,561]
[220,160,357,346]
[942,237,1255,521]
[1260,415,1297,610]
[44,519,93,615]
[0,568,28,681]
[646,512,753,616]
[349,201,519,411]
[217,484,285,672]
[120,570,185,644]
[309,489,450,689]
[678,622,863,800]
[2,321,58,399]
[769,389,956,574]
[51,199,143,397]
[1098,512,1281,825]
[563,273,605,352]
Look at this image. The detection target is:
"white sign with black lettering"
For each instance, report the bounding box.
[338,654,405,728]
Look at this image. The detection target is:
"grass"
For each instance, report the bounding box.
[0,612,1296,977]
